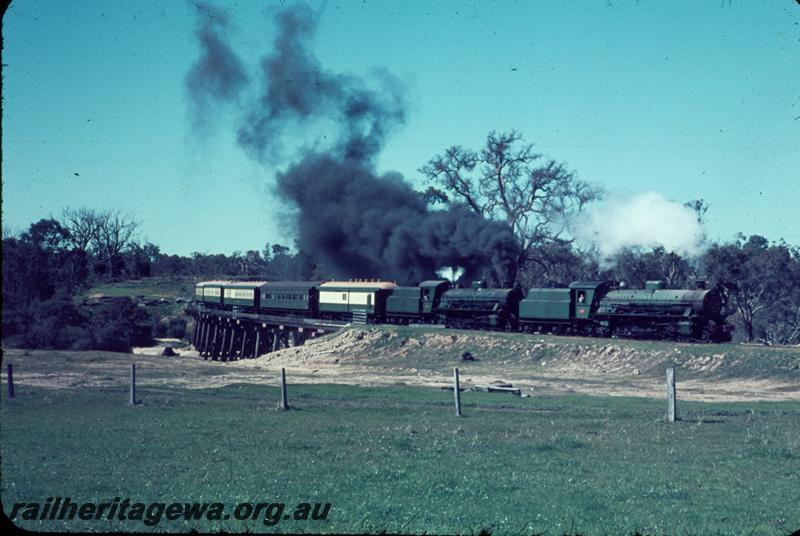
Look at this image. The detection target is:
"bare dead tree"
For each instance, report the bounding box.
[95,209,140,275]
[420,130,601,267]
[61,207,102,254]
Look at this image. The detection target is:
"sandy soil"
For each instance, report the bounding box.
[4,328,799,402]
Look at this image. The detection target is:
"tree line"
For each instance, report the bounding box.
[1,209,319,352]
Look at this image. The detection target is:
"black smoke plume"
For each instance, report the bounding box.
[236,4,405,163]
[185,2,248,129]
[276,154,519,283]
[187,3,520,284]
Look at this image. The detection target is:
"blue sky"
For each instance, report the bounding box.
[3,0,799,256]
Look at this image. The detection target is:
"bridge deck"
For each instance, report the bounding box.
[187,304,350,332]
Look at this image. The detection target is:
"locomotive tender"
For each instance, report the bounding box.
[194,277,734,343]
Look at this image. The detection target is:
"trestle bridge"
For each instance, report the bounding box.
[187,305,349,361]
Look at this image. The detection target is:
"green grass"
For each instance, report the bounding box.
[75,276,198,318]
[2,381,798,534]
[80,276,197,300]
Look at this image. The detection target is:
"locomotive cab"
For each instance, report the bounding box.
[569,281,614,320]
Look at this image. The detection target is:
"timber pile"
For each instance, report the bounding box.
[441,381,522,396]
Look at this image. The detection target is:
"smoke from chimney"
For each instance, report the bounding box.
[186,3,520,284]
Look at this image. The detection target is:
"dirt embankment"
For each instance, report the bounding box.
[5,327,800,402]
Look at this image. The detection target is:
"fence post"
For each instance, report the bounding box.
[129,363,137,406]
[7,363,15,399]
[279,367,289,410]
[454,367,462,417]
[666,367,676,422]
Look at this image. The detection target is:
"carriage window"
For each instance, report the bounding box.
[342,293,347,300]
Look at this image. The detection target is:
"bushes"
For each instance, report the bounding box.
[18,292,89,350]
[151,317,188,340]
[8,296,155,352]
[88,299,153,351]
[167,317,187,339]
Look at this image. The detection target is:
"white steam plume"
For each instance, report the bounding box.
[574,191,706,264]
[436,266,465,283]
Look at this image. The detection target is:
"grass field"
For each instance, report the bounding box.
[75,277,197,318]
[2,379,798,534]
[77,277,197,302]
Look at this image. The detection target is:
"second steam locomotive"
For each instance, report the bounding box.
[195,278,734,343]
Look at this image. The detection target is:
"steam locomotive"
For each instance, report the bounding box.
[194,278,734,343]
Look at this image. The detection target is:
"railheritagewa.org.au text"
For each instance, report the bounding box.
[8,497,331,527]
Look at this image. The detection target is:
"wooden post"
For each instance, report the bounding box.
[454,367,462,417]
[220,327,229,360]
[279,367,289,410]
[7,363,15,399]
[227,327,236,360]
[129,363,137,406]
[271,331,279,352]
[202,321,210,355]
[240,330,248,360]
[199,321,208,357]
[210,324,219,359]
[194,317,206,355]
[204,320,213,357]
[253,329,261,359]
[666,367,676,423]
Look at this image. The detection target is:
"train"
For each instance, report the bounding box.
[194,277,734,343]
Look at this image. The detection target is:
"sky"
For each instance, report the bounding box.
[3,0,799,256]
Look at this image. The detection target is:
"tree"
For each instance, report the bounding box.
[608,247,695,289]
[3,219,84,340]
[757,244,800,345]
[703,235,793,342]
[420,130,600,274]
[242,250,267,275]
[517,240,594,288]
[61,207,101,254]
[94,209,140,278]
[684,199,710,224]
[22,218,71,254]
